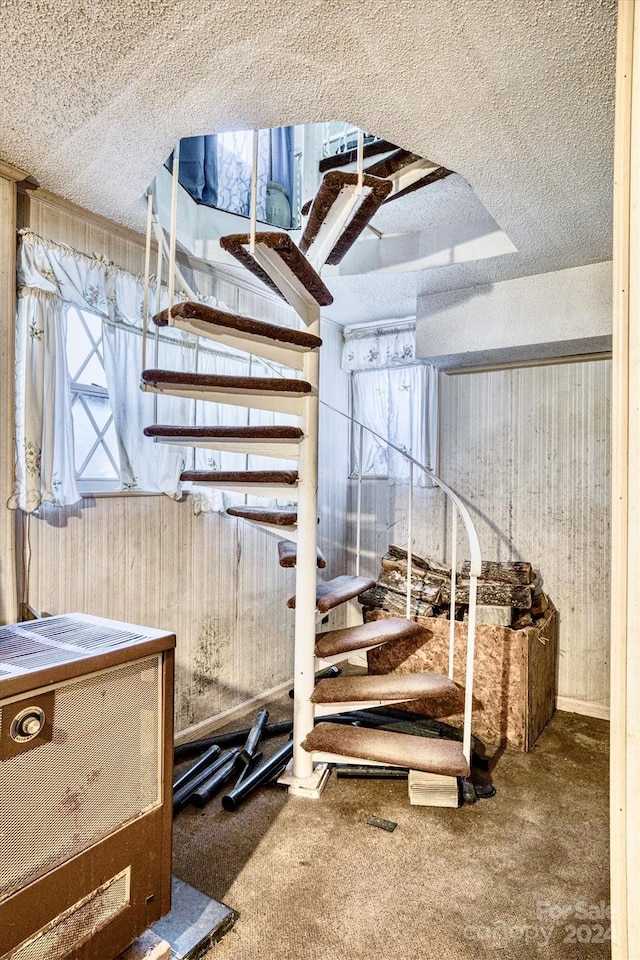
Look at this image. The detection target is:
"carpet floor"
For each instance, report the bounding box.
[172,707,609,960]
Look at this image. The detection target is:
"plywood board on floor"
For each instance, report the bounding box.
[367,605,557,750]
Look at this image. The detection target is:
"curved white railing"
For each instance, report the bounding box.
[321,401,482,766]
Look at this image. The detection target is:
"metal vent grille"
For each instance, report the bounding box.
[0,657,161,901]
[6,868,130,960]
[25,618,147,649]
[0,617,149,677]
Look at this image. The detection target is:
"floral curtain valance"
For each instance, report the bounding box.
[341,322,417,371]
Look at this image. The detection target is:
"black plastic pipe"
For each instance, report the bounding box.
[336,765,410,780]
[174,719,293,762]
[173,744,221,793]
[191,752,242,808]
[234,750,263,788]
[241,708,269,759]
[231,709,269,791]
[221,740,294,812]
[173,748,239,814]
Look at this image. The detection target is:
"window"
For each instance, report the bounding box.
[350,364,438,485]
[65,306,120,493]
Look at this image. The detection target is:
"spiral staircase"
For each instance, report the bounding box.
[141,145,473,797]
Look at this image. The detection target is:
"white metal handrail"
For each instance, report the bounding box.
[321,400,481,765]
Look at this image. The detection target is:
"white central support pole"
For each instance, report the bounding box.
[355,423,364,577]
[357,129,364,194]
[152,218,163,426]
[141,192,153,373]
[406,463,414,619]
[167,141,180,325]
[250,130,259,254]
[292,302,320,781]
[448,509,458,679]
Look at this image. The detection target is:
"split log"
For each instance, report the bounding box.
[386,544,451,576]
[359,585,434,620]
[531,592,550,617]
[378,568,444,604]
[460,560,535,584]
[441,579,533,609]
[380,556,450,584]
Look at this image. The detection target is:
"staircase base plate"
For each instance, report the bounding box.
[278,760,330,798]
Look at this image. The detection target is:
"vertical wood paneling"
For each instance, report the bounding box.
[0,173,20,623]
[350,360,611,710]
[17,193,351,732]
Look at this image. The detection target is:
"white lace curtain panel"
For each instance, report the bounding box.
[10,230,297,515]
[343,323,438,486]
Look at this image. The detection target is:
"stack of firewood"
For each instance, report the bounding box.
[358,545,549,627]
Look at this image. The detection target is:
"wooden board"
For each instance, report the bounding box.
[460,559,535,583]
[366,605,558,751]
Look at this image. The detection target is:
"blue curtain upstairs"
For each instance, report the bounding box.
[170,128,294,220]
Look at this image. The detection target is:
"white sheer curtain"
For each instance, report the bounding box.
[10,230,194,511]
[10,288,79,511]
[343,321,438,485]
[351,364,438,486]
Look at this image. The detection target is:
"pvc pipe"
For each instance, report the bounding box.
[191,751,241,807]
[174,719,294,761]
[172,743,221,793]
[221,740,294,812]
[173,748,239,813]
[336,765,409,780]
[357,129,364,193]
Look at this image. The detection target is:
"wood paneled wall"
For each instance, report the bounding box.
[17,191,351,733]
[350,359,611,714]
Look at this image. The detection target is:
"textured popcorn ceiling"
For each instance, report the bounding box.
[0,0,616,323]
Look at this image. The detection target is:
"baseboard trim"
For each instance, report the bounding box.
[556,696,610,721]
[174,678,293,746]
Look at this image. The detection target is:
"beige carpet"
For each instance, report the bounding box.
[172,708,609,960]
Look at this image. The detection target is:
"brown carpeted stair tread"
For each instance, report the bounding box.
[227,506,298,525]
[364,148,424,179]
[287,575,376,613]
[278,539,326,569]
[299,172,392,256]
[181,470,298,485]
[386,166,453,203]
[141,369,311,394]
[220,233,334,306]
[144,425,304,441]
[153,301,322,350]
[314,617,425,659]
[302,723,470,777]
[323,181,393,266]
[311,671,460,704]
[318,139,399,174]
